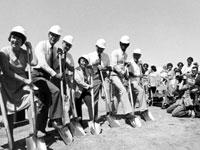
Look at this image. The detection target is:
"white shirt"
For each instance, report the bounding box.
[87,51,110,67]
[129,59,141,77]
[111,49,128,75]
[111,49,127,66]
[182,63,194,75]
[149,71,160,87]
[34,40,57,76]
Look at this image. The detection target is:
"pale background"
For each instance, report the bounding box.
[0,0,199,67]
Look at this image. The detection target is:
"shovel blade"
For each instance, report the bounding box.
[57,126,73,145]
[94,122,101,135]
[107,115,120,128]
[26,135,47,150]
[69,121,86,137]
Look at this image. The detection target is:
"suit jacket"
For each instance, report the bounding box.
[195,74,200,87]
[74,66,91,98]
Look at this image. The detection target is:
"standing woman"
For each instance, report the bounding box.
[148,65,159,101]
[74,55,95,134]
[0,26,36,145]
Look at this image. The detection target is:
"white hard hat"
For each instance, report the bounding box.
[78,54,89,64]
[63,35,73,45]
[133,48,142,54]
[96,38,106,49]
[48,25,61,36]
[9,26,27,43]
[120,35,130,44]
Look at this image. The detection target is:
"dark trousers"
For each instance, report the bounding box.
[75,90,93,121]
[93,79,103,121]
[148,86,157,99]
[32,69,63,131]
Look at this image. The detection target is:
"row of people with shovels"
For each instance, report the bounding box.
[0,25,154,150]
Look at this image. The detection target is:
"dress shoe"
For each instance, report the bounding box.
[48,119,63,129]
[141,110,155,121]
[125,117,136,128]
[125,114,136,128]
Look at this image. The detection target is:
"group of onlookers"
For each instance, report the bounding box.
[141,57,200,118]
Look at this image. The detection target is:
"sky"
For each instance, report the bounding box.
[0,0,200,67]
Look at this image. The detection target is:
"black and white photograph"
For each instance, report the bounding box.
[0,0,200,149]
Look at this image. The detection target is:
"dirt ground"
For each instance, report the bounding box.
[1,100,200,150]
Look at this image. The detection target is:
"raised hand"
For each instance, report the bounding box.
[25,41,32,50]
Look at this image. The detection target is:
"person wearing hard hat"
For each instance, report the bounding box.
[62,35,75,74]
[52,35,74,75]
[49,35,75,128]
[110,35,137,127]
[74,55,96,134]
[51,35,75,94]
[0,26,36,143]
[86,38,112,133]
[128,48,155,122]
[60,35,75,87]
[32,25,64,133]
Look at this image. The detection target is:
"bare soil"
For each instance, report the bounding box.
[1,100,200,150]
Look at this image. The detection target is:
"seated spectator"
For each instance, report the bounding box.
[166,67,198,117]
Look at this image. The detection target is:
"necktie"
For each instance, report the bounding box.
[83,68,89,84]
[98,53,101,65]
[50,46,54,68]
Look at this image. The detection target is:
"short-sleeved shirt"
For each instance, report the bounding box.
[128,59,142,82]
[87,51,110,80]
[182,64,194,75]
[111,49,128,75]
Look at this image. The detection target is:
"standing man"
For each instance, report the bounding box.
[110,35,137,127]
[129,49,155,122]
[50,35,75,125]
[87,39,112,131]
[32,25,63,133]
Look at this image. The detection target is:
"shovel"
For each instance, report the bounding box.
[68,87,86,137]
[90,75,101,135]
[0,83,14,150]
[126,67,142,127]
[25,43,47,150]
[99,71,120,128]
[57,50,73,144]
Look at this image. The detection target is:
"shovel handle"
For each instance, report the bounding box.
[125,67,134,112]
[99,71,112,112]
[58,53,70,124]
[90,75,95,120]
[26,47,37,135]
